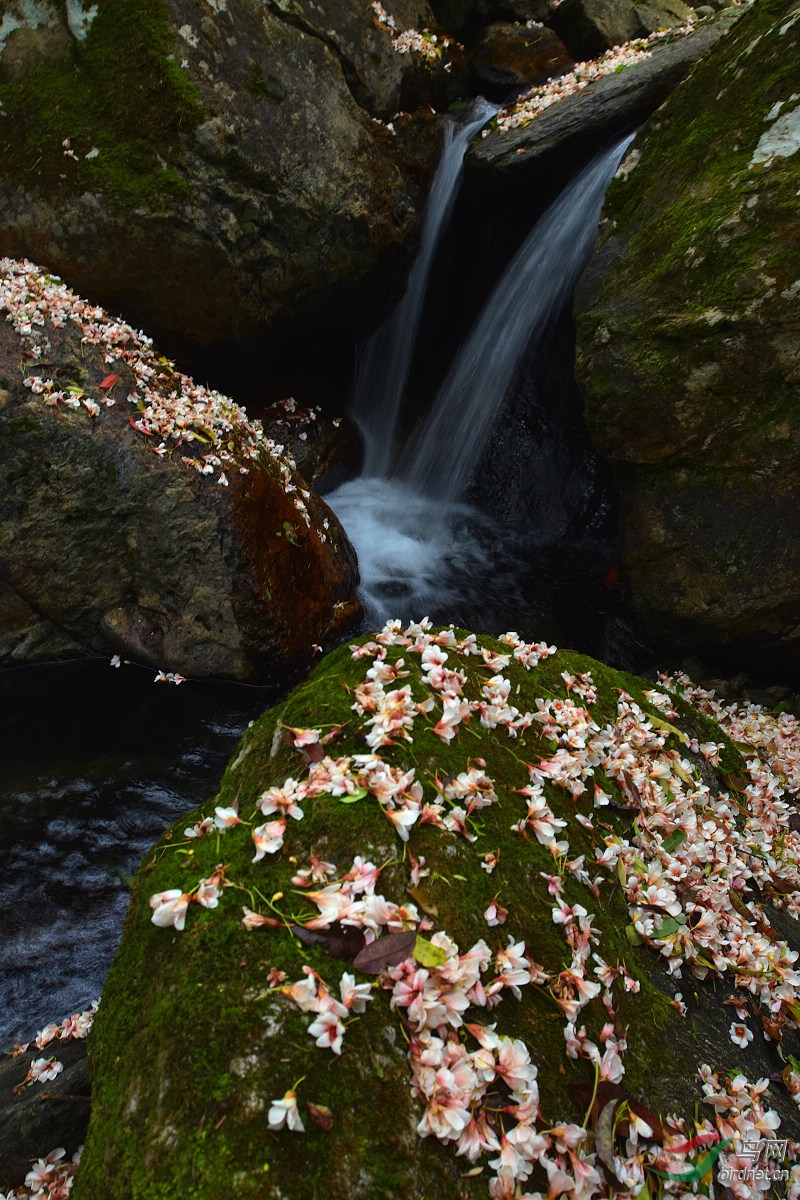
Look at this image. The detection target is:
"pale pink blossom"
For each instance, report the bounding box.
[267,1088,305,1131]
[252,819,286,860]
[149,889,191,931]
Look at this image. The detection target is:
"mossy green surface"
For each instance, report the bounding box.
[0,0,201,206]
[577,0,800,451]
[574,0,800,671]
[75,630,789,1199]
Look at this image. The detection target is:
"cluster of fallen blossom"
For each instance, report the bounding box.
[372,0,700,150]
[4,1003,98,1200]
[371,0,453,62]
[268,396,324,445]
[145,618,800,1197]
[493,23,696,135]
[11,1000,98,1087]
[0,259,316,529]
[1,1149,82,1200]
[670,673,800,805]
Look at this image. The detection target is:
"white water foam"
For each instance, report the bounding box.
[324,477,523,626]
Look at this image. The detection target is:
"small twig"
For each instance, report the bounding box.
[38,1093,91,1104]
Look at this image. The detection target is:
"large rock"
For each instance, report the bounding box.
[0,0,447,349]
[468,21,573,99]
[0,259,360,680]
[467,11,740,183]
[429,0,557,39]
[0,1039,90,1190]
[74,622,800,1198]
[574,0,800,680]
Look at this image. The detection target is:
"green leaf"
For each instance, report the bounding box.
[661,829,686,854]
[651,915,687,939]
[335,787,368,804]
[647,713,689,744]
[413,936,448,968]
[282,520,300,546]
[625,924,643,946]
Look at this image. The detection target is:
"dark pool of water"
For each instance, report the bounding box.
[0,658,277,1047]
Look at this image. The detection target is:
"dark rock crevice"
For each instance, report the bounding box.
[262,0,384,115]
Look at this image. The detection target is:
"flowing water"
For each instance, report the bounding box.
[326,135,634,626]
[350,98,498,478]
[0,661,273,1046]
[400,137,634,503]
[320,477,529,626]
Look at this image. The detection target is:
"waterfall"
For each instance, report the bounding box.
[351,97,498,478]
[325,134,634,625]
[399,134,634,504]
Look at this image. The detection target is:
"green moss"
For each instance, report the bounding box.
[5,414,45,435]
[245,63,284,103]
[579,0,800,427]
[74,632,784,1198]
[0,0,201,207]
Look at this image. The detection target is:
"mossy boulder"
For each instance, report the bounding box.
[574,0,800,680]
[0,259,360,680]
[0,0,447,348]
[75,622,800,1198]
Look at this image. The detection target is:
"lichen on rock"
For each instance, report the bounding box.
[74,620,800,1198]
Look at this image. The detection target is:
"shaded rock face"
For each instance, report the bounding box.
[74,624,799,1198]
[574,0,800,681]
[468,20,572,99]
[0,260,360,681]
[430,0,556,39]
[0,0,444,350]
[0,1040,90,1190]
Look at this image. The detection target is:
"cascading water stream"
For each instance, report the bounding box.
[351,97,498,478]
[325,134,634,625]
[400,135,634,505]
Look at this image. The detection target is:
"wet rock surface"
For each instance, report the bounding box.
[467,20,573,99]
[0,261,361,680]
[0,1042,90,1190]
